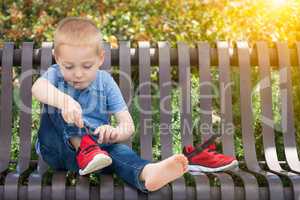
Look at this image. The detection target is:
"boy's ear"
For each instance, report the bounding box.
[97,49,105,67]
[54,51,60,65]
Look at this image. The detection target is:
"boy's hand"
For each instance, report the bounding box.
[93,125,119,144]
[61,96,84,128]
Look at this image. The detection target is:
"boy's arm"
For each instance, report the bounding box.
[113,109,135,142]
[31,77,70,109]
[31,77,84,127]
[99,71,134,142]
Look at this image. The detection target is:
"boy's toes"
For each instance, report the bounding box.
[173,154,189,170]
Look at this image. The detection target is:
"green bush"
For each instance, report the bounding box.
[1,0,300,47]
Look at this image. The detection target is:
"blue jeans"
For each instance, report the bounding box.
[37,105,151,193]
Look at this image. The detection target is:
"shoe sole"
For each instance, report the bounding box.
[79,154,112,176]
[188,160,238,174]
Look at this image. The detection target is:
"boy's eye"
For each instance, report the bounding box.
[83,65,92,69]
[64,65,73,69]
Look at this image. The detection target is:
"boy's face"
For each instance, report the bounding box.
[55,44,104,90]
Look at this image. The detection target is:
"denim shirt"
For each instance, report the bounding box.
[35,64,128,154]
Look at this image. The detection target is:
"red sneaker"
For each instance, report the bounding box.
[183,144,238,173]
[76,134,112,175]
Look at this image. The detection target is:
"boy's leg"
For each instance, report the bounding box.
[100,143,189,193]
[42,105,113,174]
[69,136,81,150]
[99,143,151,193]
[37,105,77,171]
[45,105,85,151]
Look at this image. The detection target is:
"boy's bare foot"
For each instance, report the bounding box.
[140,154,188,192]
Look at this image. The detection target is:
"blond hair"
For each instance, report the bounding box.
[54,17,103,55]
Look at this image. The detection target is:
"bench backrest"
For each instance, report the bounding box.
[0,41,299,175]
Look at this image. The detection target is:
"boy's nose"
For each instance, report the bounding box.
[74,70,83,78]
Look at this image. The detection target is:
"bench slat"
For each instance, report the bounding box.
[4,46,300,67]
[18,42,34,172]
[256,42,283,171]
[42,42,68,200]
[198,42,213,142]
[237,42,284,200]
[237,42,260,169]
[119,41,140,200]
[98,42,115,200]
[99,174,114,200]
[257,41,300,200]
[28,42,53,200]
[37,42,53,174]
[76,170,90,200]
[217,41,260,200]
[276,42,300,173]
[198,41,235,200]
[101,42,111,72]
[138,42,153,161]
[194,42,213,200]
[148,41,176,199]
[0,43,14,173]
[178,42,193,148]
[119,41,133,148]
[158,42,173,159]
[102,41,113,125]
[52,171,67,200]
[4,42,34,200]
[123,185,139,200]
[169,42,194,200]
[216,42,235,155]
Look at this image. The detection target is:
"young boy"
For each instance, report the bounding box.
[33,17,237,193]
[32,17,189,193]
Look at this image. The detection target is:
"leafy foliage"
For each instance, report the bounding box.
[1,0,300,47]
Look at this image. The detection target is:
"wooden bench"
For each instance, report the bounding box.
[1,41,300,200]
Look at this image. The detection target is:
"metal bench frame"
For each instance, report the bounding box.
[1,41,300,200]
